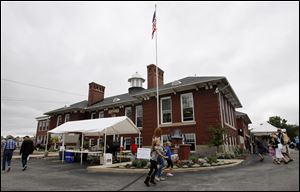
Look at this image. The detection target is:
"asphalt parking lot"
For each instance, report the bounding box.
[1,150,299,191]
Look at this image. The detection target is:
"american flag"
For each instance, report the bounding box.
[152,9,157,39]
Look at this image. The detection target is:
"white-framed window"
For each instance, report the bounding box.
[43,121,47,130]
[135,105,143,128]
[183,133,196,151]
[161,97,172,124]
[39,121,42,131]
[46,119,49,130]
[91,112,97,119]
[135,137,143,147]
[123,137,131,150]
[65,114,70,123]
[57,115,62,127]
[125,107,132,119]
[99,111,104,118]
[161,135,170,144]
[181,93,194,122]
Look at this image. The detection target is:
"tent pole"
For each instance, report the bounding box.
[62,133,65,163]
[81,133,84,165]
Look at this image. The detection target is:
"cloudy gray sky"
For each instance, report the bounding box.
[1,1,299,137]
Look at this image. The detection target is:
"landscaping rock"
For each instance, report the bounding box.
[192,164,200,168]
[202,163,211,167]
[182,165,189,168]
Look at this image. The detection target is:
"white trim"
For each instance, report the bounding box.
[135,105,143,128]
[64,114,70,123]
[224,123,237,131]
[91,112,96,119]
[180,92,195,122]
[99,111,104,118]
[160,96,172,124]
[56,115,62,127]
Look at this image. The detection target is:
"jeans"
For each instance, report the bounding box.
[156,156,165,178]
[147,160,158,182]
[21,153,30,168]
[2,149,14,170]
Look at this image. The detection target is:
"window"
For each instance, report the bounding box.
[39,121,42,131]
[161,135,170,144]
[57,115,62,127]
[135,105,143,128]
[46,120,49,130]
[43,121,46,130]
[125,107,132,119]
[181,93,194,121]
[161,97,172,123]
[183,133,196,151]
[65,114,70,122]
[124,137,131,150]
[91,112,97,119]
[99,111,104,118]
[135,137,143,147]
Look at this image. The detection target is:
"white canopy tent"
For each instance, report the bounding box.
[46,116,141,165]
[250,122,286,136]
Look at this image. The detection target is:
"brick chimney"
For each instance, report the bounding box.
[147,64,164,89]
[88,82,105,106]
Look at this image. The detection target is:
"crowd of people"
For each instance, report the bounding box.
[254,128,295,164]
[2,135,34,172]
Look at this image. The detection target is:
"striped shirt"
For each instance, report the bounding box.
[4,139,16,150]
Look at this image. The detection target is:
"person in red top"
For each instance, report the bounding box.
[130,141,137,160]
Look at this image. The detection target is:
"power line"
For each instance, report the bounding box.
[1,78,85,97]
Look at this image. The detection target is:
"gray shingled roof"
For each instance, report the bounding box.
[44,76,242,115]
[236,111,252,124]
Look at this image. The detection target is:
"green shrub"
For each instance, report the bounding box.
[131,159,148,168]
[189,155,198,163]
[206,156,218,164]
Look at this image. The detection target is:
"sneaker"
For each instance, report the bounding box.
[159,177,166,181]
[144,181,150,187]
[7,167,11,172]
[22,165,27,171]
[167,173,174,177]
[150,180,156,185]
[155,177,160,182]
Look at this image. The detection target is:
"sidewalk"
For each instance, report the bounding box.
[12,152,59,159]
[87,159,244,173]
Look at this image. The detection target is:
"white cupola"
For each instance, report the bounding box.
[128,72,145,88]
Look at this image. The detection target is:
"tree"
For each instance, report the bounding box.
[268,116,299,139]
[208,125,225,153]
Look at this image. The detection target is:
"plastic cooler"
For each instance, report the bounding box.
[64,152,75,163]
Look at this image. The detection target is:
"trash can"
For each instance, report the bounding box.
[64,152,74,163]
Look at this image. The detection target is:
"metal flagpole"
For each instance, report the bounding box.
[155,4,159,129]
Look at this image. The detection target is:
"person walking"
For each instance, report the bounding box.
[144,138,167,187]
[155,143,166,182]
[20,136,34,171]
[274,129,289,164]
[2,135,17,172]
[165,141,174,177]
[269,133,280,164]
[254,137,265,162]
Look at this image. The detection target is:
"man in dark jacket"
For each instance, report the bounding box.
[20,136,34,171]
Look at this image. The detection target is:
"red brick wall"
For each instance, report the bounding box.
[142,88,221,146]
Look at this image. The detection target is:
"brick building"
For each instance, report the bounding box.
[35,64,251,153]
